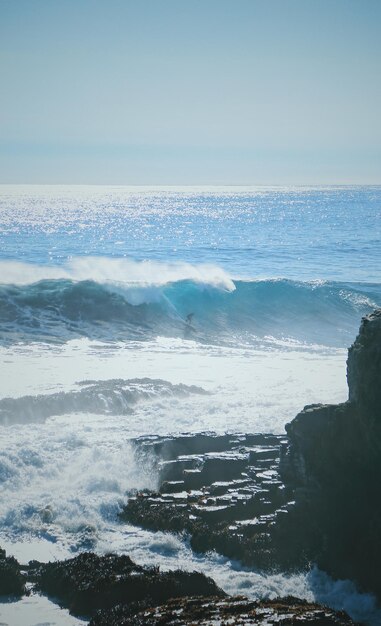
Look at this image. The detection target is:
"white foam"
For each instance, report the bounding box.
[96,528,381,626]
[0,338,347,556]
[0,338,347,430]
[0,257,235,291]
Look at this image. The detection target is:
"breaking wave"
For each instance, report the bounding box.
[0,259,380,347]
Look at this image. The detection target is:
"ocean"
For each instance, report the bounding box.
[0,185,381,625]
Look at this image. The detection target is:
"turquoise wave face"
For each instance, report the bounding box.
[0,278,380,347]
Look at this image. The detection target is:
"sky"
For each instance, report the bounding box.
[0,0,380,185]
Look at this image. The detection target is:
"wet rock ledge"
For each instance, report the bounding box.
[120,432,299,569]
[0,549,359,625]
[92,595,358,625]
[29,552,224,616]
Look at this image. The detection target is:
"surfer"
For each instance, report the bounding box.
[186,313,194,325]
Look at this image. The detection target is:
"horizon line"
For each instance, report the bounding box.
[1,182,381,188]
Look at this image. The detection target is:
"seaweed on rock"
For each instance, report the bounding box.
[30,552,225,617]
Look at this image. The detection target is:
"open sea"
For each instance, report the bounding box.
[0,185,381,625]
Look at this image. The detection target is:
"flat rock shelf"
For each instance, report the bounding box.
[120,432,304,570]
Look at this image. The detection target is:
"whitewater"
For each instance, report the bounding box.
[0,185,381,625]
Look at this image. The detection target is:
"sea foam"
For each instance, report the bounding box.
[0,257,235,290]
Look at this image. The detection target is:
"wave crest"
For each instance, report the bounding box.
[0,261,380,347]
[0,258,235,291]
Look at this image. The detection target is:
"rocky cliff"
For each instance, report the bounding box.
[347,309,381,414]
[284,308,381,598]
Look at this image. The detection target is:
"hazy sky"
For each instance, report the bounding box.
[1,0,380,184]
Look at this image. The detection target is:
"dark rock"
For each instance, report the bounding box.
[284,308,381,598]
[120,433,293,569]
[143,433,281,462]
[90,594,360,625]
[0,546,361,625]
[347,308,381,416]
[0,547,25,596]
[31,552,225,617]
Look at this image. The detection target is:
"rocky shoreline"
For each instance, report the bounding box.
[1,309,380,624]
[0,548,361,624]
[122,309,381,601]
[120,431,301,570]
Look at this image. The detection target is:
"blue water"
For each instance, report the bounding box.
[1,185,381,626]
[1,276,380,348]
[0,187,381,281]
[0,185,380,348]
[1,185,380,281]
